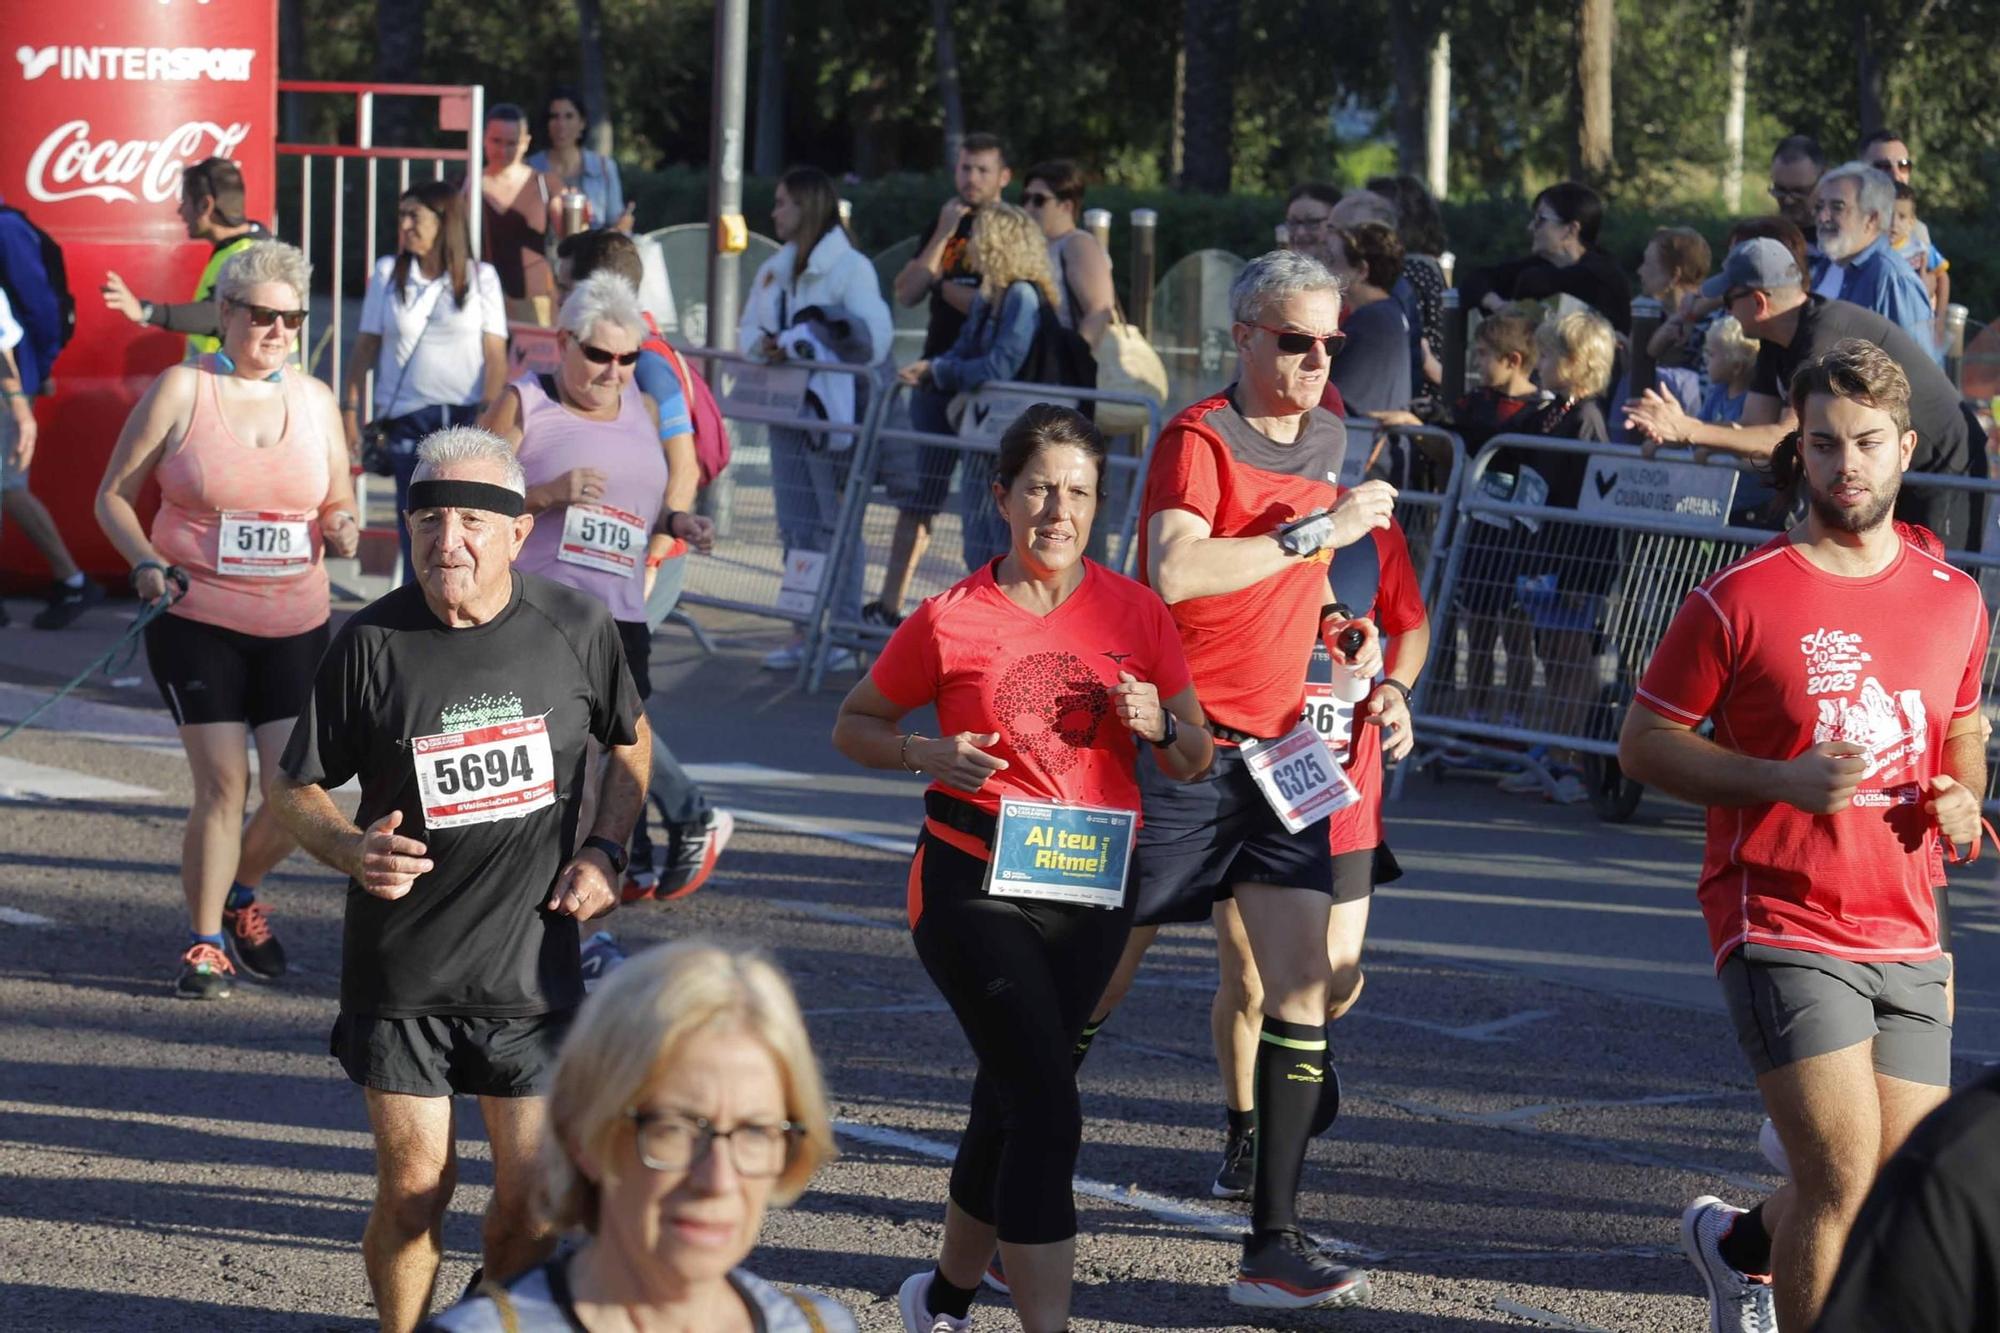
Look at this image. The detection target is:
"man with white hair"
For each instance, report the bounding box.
[271,426,649,1333]
[1810,161,1935,352]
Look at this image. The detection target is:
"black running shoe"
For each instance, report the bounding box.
[32,578,105,630]
[1230,1228,1372,1310]
[860,600,905,630]
[659,810,734,901]
[223,901,287,978]
[175,942,237,1000]
[1211,1125,1256,1199]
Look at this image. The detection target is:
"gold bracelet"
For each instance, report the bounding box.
[900,733,924,773]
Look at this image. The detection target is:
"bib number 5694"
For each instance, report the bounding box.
[429,744,538,797]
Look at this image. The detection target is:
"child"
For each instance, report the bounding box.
[1890,182,1949,315]
[1697,315,1757,426]
[1639,226,1714,375]
[1373,303,1545,453]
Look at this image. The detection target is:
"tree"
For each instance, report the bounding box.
[932,0,966,167]
[1179,0,1242,192]
[577,0,613,156]
[373,0,431,147]
[1572,0,1614,184]
[752,0,786,176]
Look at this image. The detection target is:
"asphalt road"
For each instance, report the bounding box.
[3,588,1996,1332]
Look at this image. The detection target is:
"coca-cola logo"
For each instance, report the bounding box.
[26,118,252,206]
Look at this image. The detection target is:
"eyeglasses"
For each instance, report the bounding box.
[228,301,307,330]
[1768,185,1811,203]
[1722,286,1754,307]
[1870,158,1913,173]
[1249,324,1346,357]
[1022,190,1055,208]
[626,1109,805,1177]
[577,342,641,367]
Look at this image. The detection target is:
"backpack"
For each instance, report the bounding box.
[640,314,731,486]
[1011,283,1098,418]
[0,204,76,389]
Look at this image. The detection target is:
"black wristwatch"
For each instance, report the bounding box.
[1149,709,1179,749]
[582,835,629,875]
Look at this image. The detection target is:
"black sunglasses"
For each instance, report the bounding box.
[1022,190,1055,207]
[1250,324,1346,357]
[577,342,641,367]
[1870,158,1912,172]
[229,300,306,330]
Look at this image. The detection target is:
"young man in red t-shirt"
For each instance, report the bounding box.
[1619,339,1987,1333]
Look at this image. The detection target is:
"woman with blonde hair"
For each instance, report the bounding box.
[424,939,854,1332]
[898,201,1069,569]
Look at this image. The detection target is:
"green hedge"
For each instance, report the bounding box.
[625,166,1998,328]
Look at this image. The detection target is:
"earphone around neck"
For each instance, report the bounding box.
[213,350,284,383]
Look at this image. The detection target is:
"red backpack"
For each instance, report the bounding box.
[642,313,731,486]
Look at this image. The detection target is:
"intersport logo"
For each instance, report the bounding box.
[14,46,256,83]
[26,119,252,206]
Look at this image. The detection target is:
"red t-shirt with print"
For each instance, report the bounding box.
[1634,534,1986,969]
[870,559,1192,819]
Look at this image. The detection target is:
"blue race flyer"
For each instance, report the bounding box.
[985,800,1137,910]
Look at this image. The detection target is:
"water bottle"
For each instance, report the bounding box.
[1324,603,1373,704]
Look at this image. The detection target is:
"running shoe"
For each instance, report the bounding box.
[1548,772,1590,804]
[620,870,660,904]
[980,1254,1009,1297]
[1496,768,1548,794]
[659,809,735,901]
[222,901,287,978]
[1211,1125,1256,1199]
[32,577,105,630]
[1230,1228,1371,1310]
[895,1271,971,1333]
[761,640,807,671]
[175,942,237,1000]
[1758,1118,1791,1177]
[861,600,905,630]
[1680,1196,1776,1333]
[579,932,627,992]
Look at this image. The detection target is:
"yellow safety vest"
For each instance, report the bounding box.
[185,234,262,357]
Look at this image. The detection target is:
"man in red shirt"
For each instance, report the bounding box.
[1122,248,1397,1311]
[1619,339,1987,1333]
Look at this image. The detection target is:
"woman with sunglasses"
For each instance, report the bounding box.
[95,239,359,1001]
[423,939,855,1331]
[1021,160,1114,347]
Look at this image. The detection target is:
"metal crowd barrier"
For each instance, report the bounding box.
[1343,419,1467,609]
[804,380,1164,692]
[663,345,891,629]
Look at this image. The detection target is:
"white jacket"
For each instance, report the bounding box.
[736,228,892,368]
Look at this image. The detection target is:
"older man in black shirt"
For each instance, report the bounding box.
[272,426,648,1333]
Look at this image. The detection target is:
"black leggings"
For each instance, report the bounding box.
[908,825,1132,1245]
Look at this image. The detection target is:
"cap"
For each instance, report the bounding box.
[1700,237,1803,299]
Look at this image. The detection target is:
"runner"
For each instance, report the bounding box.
[832,404,1211,1333]
[1126,248,1396,1311]
[100,158,269,358]
[93,240,357,999]
[1618,339,1986,1333]
[269,426,650,1333]
[1079,523,1431,1203]
[481,269,714,932]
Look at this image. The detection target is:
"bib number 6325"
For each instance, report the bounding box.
[1240,719,1358,833]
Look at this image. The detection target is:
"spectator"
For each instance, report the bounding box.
[1281,182,1341,253]
[0,203,99,629]
[1809,162,1934,352]
[1329,190,1431,417]
[897,202,1061,571]
[1323,223,1412,417]
[1023,159,1115,346]
[737,165,893,672]
[1368,173,1450,406]
[1463,182,1633,333]
[1697,315,1758,425]
[1857,127,1916,187]
[1891,182,1949,314]
[877,131,1012,628]
[343,181,509,580]
[1769,134,1825,238]
[478,103,560,324]
[422,941,853,1332]
[1623,237,1974,545]
[1640,227,1714,375]
[528,86,633,234]
[100,158,269,358]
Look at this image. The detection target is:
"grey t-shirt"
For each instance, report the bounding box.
[1209,388,1350,485]
[423,1259,857,1333]
[1327,298,1413,418]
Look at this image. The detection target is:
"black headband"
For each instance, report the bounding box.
[406,479,526,517]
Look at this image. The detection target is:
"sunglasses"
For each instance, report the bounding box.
[1722,286,1753,307]
[1250,324,1346,357]
[1870,158,1913,172]
[1768,185,1811,202]
[230,301,306,330]
[577,342,641,367]
[1022,190,1055,207]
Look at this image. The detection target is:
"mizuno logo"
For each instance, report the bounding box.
[1102,651,1132,665]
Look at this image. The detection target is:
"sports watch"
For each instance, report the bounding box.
[1149,709,1179,749]
[582,835,629,875]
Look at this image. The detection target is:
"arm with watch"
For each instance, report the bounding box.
[549,713,652,920]
[1147,478,1399,605]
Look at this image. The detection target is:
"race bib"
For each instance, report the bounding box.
[412,715,557,830]
[1241,720,1359,833]
[558,504,647,577]
[985,800,1136,910]
[217,511,312,578]
[1303,639,1359,765]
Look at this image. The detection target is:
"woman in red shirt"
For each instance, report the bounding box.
[834,404,1210,1333]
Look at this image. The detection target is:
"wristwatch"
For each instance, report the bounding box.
[582,835,629,875]
[1149,709,1179,749]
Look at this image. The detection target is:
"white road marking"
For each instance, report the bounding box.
[772,899,901,931]
[802,1001,950,1017]
[0,682,176,740]
[728,808,915,855]
[1491,1299,1614,1331]
[1379,884,1701,919]
[0,906,57,927]
[833,1117,1386,1262]
[0,757,159,801]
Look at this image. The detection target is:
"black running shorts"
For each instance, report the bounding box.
[144,612,330,729]
[331,1008,575,1098]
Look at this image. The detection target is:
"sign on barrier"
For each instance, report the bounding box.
[720,363,811,417]
[776,548,828,617]
[961,387,1079,443]
[508,324,561,378]
[1577,454,1738,524]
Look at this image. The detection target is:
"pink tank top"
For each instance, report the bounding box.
[150,358,333,637]
[513,374,667,623]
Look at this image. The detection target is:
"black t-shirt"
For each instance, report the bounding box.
[1328,298,1413,417]
[1495,396,1609,509]
[1755,295,1972,542]
[1815,1066,2000,1333]
[281,573,643,1019]
[1465,248,1634,333]
[917,211,981,358]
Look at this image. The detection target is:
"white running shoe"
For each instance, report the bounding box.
[1497,768,1546,794]
[761,640,806,671]
[896,1271,971,1332]
[1548,772,1590,804]
[1680,1196,1776,1333]
[1758,1118,1791,1177]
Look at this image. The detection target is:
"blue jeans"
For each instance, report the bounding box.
[767,425,864,626]
[385,403,482,584]
[957,448,1010,572]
